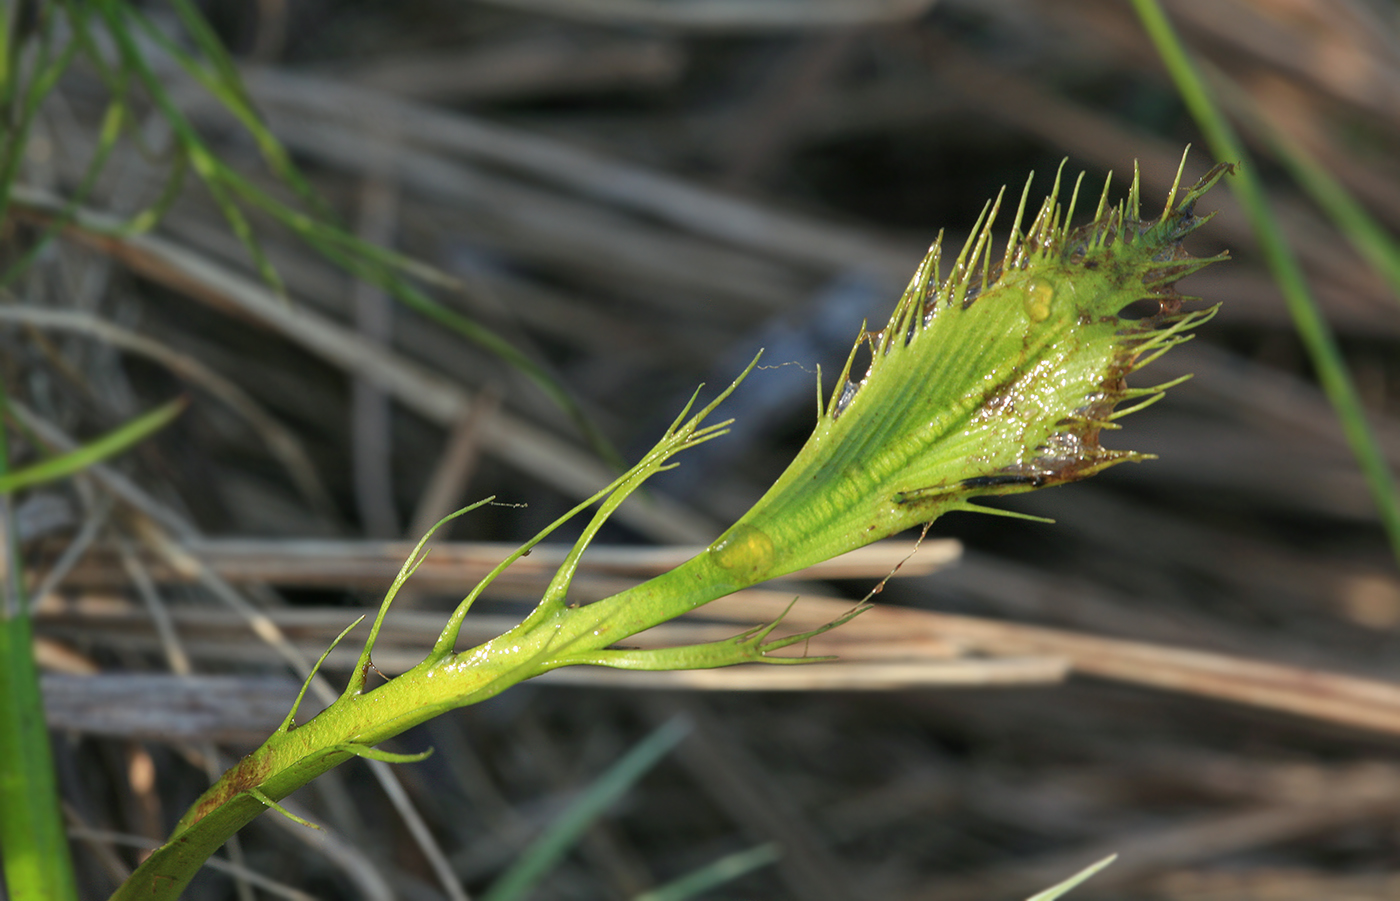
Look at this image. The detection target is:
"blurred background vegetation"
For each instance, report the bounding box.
[7,0,1400,898]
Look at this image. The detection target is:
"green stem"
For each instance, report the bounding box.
[111,546,744,901]
[0,381,78,901]
[1131,0,1400,563]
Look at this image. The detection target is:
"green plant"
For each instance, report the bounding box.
[105,155,1231,900]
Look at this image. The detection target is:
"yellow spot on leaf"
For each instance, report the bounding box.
[709,524,776,580]
[1024,279,1054,322]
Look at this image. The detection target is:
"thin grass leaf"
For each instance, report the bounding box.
[0,376,77,901]
[1,92,129,287]
[0,7,74,229]
[0,9,13,103]
[92,5,290,296]
[304,232,625,468]
[127,1,327,217]
[480,718,692,901]
[76,3,622,465]
[0,589,77,901]
[632,843,781,901]
[1026,855,1116,901]
[1223,75,1400,305]
[57,0,122,87]
[123,145,190,235]
[0,396,186,493]
[1131,0,1400,564]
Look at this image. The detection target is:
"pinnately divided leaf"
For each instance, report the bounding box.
[702,156,1233,584]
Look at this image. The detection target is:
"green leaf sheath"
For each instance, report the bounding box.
[0,396,186,492]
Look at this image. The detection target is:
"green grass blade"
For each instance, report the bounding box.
[0,7,73,231]
[1,93,130,287]
[1233,90,1400,305]
[632,844,781,901]
[84,3,621,466]
[1131,0,1400,563]
[1026,855,1116,901]
[93,4,289,296]
[121,146,190,235]
[480,718,692,901]
[211,171,624,466]
[0,396,186,493]
[128,1,325,217]
[0,6,13,104]
[0,597,78,901]
[0,376,78,901]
